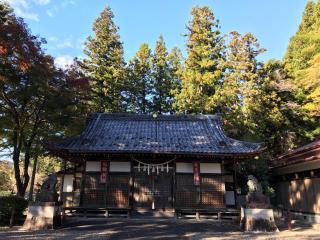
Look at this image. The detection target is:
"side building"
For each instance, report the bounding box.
[45,113,263,216]
[272,138,320,223]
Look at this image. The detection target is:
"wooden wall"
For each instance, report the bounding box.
[275,177,320,214]
[60,160,227,210]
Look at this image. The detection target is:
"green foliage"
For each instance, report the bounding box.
[0,2,12,23]
[299,1,315,32]
[235,156,273,195]
[0,161,14,192]
[250,60,301,154]
[83,6,126,112]
[296,53,320,117]
[294,54,320,139]
[126,43,152,113]
[63,59,90,135]
[37,156,62,177]
[284,0,320,75]
[0,2,84,197]
[265,186,275,197]
[125,38,182,114]
[282,0,320,143]
[167,46,183,101]
[151,35,181,114]
[0,195,28,218]
[220,31,265,135]
[175,6,224,113]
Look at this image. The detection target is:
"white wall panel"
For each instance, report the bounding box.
[200,163,221,174]
[63,174,74,192]
[176,162,193,173]
[86,161,100,172]
[109,161,131,172]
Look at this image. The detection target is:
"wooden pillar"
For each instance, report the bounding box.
[129,161,134,210]
[102,161,109,209]
[72,161,76,207]
[233,161,238,208]
[105,161,110,208]
[193,161,201,206]
[221,159,226,206]
[172,160,176,211]
[59,159,66,202]
[79,159,86,206]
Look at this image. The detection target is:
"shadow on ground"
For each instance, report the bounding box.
[0,218,319,240]
[0,218,238,239]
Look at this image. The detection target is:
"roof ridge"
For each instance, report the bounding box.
[87,113,221,121]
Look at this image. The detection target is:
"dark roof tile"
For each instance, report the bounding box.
[45,113,264,155]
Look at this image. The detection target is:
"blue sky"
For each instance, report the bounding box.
[5,0,308,68]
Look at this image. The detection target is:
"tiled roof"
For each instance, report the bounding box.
[45,113,264,156]
[277,138,320,161]
[272,138,320,168]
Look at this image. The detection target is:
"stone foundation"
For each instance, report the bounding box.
[22,202,61,230]
[240,207,278,232]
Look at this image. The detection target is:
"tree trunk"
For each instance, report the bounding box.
[28,155,38,202]
[9,207,15,228]
[22,145,31,195]
[21,114,40,198]
[12,128,24,197]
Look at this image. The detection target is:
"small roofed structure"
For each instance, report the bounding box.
[45,113,264,217]
[272,138,320,222]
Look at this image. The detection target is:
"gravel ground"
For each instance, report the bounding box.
[0,218,319,240]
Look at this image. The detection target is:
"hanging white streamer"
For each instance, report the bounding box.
[131,156,176,175]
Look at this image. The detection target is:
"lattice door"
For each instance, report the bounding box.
[175,174,198,208]
[133,169,173,209]
[106,173,130,208]
[201,175,224,208]
[133,170,153,208]
[154,172,173,209]
[83,173,105,207]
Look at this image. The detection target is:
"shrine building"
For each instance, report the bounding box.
[45,113,264,216]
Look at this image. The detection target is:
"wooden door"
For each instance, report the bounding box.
[201,175,224,208]
[106,173,130,208]
[154,172,173,209]
[133,169,173,209]
[82,173,105,207]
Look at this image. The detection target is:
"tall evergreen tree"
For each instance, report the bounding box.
[220,32,265,132]
[175,6,224,113]
[254,60,300,154]
[312,0,320,29]
[82,6,125,112]
[283,0,320,143]
[167,46,183,112]
[299,1,315,32]
[151,35,177,114]
[284,0,320,75]
[296,53,320,118]
[126,43,152,113]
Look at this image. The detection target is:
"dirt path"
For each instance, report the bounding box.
[0,218,319,240]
